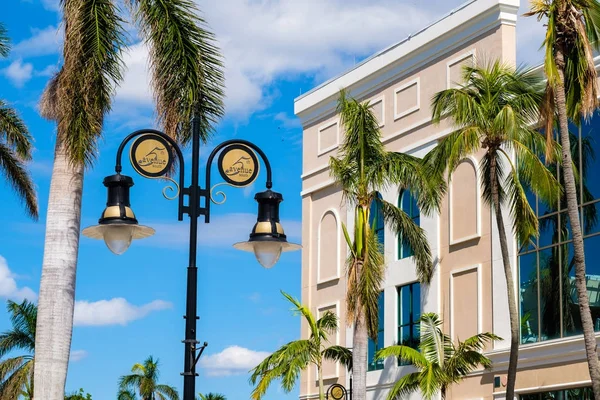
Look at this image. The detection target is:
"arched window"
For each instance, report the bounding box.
[369,192,384,252]
[398,190,420,259]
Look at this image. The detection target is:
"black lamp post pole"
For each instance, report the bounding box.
[182,115,202,400]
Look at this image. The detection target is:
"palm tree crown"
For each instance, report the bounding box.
[118,356,179,400]
[198,394,226,400]
[329,90,442,400]
[0,22,37,219]
[250,291,351,400]
[376,313,499,400]
[0,300,37,400]
[425,60,560,400]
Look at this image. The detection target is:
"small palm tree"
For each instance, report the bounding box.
[118,356,179,400]
[425,60,560,400]
[330,91,442,400]
[0,300,37,400]
[198,394,226,400]
[526,1,600,396]
[0,22,37,219]
[375,313,499,400]
[250,291,351,400]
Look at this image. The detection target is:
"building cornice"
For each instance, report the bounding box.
[294,0,519,125]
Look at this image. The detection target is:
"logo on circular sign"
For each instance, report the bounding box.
[130,134,173,178]
[330,385,345,400]
[218,144,259,187]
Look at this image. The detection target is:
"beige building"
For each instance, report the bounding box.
[294,0,600,399]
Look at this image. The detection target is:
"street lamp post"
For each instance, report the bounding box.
[82,116,300,400]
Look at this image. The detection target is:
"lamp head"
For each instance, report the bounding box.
[82,174,154,255]
[233,189,301,268]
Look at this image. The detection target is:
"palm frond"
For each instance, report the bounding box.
[128,0,225,143]
[43,0,125,166]
[377,198,433,283]
[281,291,319,340]
[379,152,444,215]
[0,142,38,219]
[249,339,313,400]
[322,345,352,371]
[375,345,427,368]
[118,389,137,400]
[360,227,385,340]
[385,372,421,400]
[0,23,9,58]
[316,311,338,339]
[155,384,179,400]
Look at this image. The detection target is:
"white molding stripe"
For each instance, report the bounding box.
[317,208,341,284]
[301,163,330,179]
[493,380,592,398]
[449,264,483,340]
[393,77,420,120]
[446,49,476,89]
[317,119,340,156]
[449,156,482,245]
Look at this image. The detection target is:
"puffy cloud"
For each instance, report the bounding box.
[69,350,88,362]
[0,256,37,302]
[2,60,33,87]
[73,298,172,327]
[12,25,63,58]
[114,0,439,119]
[198,345,270,376]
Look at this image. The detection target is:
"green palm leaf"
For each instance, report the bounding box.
[127,0,224,143]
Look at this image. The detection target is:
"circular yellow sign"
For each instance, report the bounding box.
[331,386,344,399]
[130,134,173,178]
[218,144,259,187]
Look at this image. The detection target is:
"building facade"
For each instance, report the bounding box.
[294,0,600,398]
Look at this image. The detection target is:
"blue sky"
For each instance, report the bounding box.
[0,0,545,399]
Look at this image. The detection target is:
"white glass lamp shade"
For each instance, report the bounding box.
[103,225,135,255]
[252,241,283,269]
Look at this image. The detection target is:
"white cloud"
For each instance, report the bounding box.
[0,256,37,302]
[140,213,301,250]
[198,345,270,376]
[41,0,59,11]
[73,298,172,326]
[12,25,63,58]
[69,350,88,362]
[2,59,34,87]
[115,0,440,119]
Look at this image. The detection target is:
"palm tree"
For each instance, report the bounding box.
[250,291,351,400]
[525,1,600,395]
[119,356,179,400]
[198,394,226,400]
[64,388,92,399]
[424,60,560,400]
[375,313,499,400]
[0,300,37,400]
[34,1,224,398]
[329,91,442,400]
[0,22,37,219]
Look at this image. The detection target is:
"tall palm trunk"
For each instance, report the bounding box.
[554,48,600,398]
[352,309,367,400]
[490,154,519,399]
[33,143,83,400]
[317,359,324,400]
